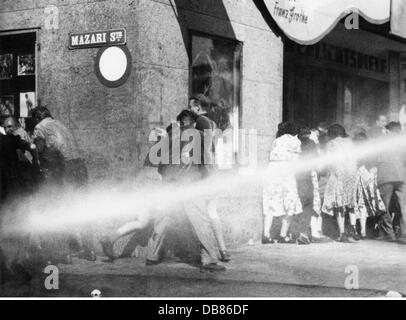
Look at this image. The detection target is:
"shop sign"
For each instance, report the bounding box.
[69,29,126,49]
[263,0,390,45]
[287,41,388,74]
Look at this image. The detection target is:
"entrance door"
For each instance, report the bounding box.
[284,64,338,128]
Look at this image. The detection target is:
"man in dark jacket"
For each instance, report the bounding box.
[31,107,95,262]
[0,116,38,198]
[376,122,406,244]
[188,95,230,262]
[145,110,225,272]
[0,116,38,284]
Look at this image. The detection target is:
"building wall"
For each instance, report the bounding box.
[0,0,283,247]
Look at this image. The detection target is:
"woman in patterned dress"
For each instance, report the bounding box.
[262,122,302,244]
[353,132,386,239]
[322,124,359,242]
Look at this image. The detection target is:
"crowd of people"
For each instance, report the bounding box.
[101,94,231,272]
[262,115,406,246]
[0,107,95,285]
[0,94,405,286]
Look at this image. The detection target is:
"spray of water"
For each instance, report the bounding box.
[1,132,406,237]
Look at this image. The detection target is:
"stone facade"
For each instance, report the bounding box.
[0,0,283,247]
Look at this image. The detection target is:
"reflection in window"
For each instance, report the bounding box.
[191,34,242,169]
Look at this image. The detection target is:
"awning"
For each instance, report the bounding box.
[391,0,406,40]
[263,0,390,45]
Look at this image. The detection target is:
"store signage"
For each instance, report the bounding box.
[263,0,390,45]
[287,41,388,74]
[69,28,126,49]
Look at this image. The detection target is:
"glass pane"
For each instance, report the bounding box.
[191,34,242,169]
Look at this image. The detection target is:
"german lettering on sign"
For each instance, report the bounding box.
[263,0,390,45]
[69,29,126,49]
[286,41,388,74]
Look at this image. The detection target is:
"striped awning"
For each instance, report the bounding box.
[263,0,391,45]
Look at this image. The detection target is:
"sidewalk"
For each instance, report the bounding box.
[1,240,405,297]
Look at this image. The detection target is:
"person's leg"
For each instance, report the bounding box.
[183,198,223,270]
[294,202,312,244]
[310,214,332,242]
[347,208,360,241]
[100,210,151,259]
[116,220,149,240]
[335,207,347,242]
[263,215,273,239]
[336,208,345,235]
[394,183,406,243]
[311,215,321,238]
[378,183,396,240]
[280,215,293,242]
[207,199,229,261]
[299,203,313,235]
[145,211,172,264]
[359,207,368,238]
[63,160,96,260]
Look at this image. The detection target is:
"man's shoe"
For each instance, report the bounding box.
[336,234,354,243]
[374,235,397,242]
[311,235,332,243]
[394,226,402,239]
[145,259,160,266]
[397,238,406,245]
[201,263,226,272]
[277,235,294,244]
[219,250,231,262]
[349,227,361,241]
[296,233,311,245]
[261,236,273,244]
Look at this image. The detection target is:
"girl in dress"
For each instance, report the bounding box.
[262,122,302,243]
[353,132,386,239]
[322,124,359,242]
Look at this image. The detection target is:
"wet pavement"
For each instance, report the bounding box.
[1,240,405,297]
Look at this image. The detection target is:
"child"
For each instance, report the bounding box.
[262,122,302,243]
[322,124,359,242]
[353,132,386,239]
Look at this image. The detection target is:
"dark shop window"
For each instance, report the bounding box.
[0,31,37,129]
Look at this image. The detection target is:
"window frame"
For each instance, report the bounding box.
[0,28,39,118]
[188,29,244,167]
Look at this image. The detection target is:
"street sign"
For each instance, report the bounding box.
[69,28,126,49]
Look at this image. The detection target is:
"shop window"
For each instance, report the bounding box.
[190,32,242,169]
[0,31,37,130]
